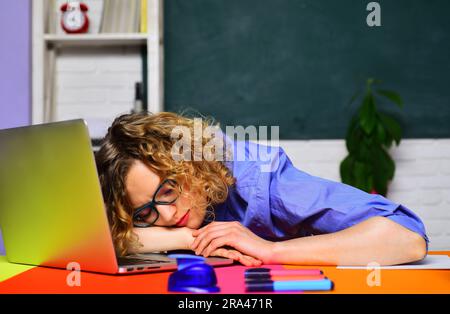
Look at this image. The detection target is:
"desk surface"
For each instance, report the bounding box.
[0,251,449,294]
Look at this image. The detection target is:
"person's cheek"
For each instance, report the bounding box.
[177,195,191,210]
[187,210,201,229]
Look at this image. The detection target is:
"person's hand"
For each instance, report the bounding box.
[209,247,262,267]
[190,221,274,264]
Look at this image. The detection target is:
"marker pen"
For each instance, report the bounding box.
[245,274,326,282]
[245,279,333,292]
[245,268,323,277]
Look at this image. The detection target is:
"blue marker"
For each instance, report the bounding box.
[246,279,333,292]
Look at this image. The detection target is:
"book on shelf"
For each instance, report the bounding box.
[100,0,143,33]
[140,0,147,33]
[45,0,57,34]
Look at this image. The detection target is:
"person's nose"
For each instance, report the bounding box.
[155,204,177,225]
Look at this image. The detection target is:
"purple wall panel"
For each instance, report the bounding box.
[0,0,31,255]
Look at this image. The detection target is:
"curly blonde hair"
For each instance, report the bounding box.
[95,111,236,256]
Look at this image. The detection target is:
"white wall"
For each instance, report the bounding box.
[281,139,450,250]
[55,46,141,138]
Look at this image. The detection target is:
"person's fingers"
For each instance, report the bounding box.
[210,248,239,261]
[238,255,257,267]
[202,236,237,257]
[194,229,232,255]
[209,248,262,267]
[222,249,245,261]
[191,223,237,249]
[209,248,227,258]
[240,254,262,267]
[251,258,263,267]
[192,222,229,237]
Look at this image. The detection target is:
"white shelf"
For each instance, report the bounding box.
[32,0,164,125]
[44,33,149,47]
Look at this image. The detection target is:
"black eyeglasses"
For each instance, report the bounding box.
[132,179,180,228]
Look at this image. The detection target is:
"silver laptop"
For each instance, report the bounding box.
[0,119,233,274]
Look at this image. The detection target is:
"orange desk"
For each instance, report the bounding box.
[0,251,449,294]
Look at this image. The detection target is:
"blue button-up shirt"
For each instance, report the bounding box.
[212,135,429,249]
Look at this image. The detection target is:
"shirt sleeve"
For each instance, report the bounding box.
[267,147,429,248]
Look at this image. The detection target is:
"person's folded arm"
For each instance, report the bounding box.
[267,216,427,266]
[191,216,426,266]
[130,226,263,266]
[131,226,195,253]
[265,148,429,265]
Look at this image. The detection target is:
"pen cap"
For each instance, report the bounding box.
[246,279,334,292]
[245,268,271,276]
[244,273,271,281]
[168,254,220,293]
[245,275,326,283]
[245,281,274,292]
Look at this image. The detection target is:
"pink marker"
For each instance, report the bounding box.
[245,268,323,278]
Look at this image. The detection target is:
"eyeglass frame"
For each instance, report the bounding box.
[132,178,180,228]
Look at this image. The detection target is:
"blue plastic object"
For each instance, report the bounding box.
[168,254,220,293]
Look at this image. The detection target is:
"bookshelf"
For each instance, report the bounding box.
[32,0,164,137]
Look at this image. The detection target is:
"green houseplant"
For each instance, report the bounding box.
[340,78,404,196]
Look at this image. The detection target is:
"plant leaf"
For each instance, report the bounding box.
[359,93,377,135]
[367,78,382,87]
[384,136,394,148]
[371,146,395,196]
[340,155,355,185]
[356,140,372,163]
[376,89,403,108]
[381,149,396,180]
[372,147,395,181]
[354,161,372,192]
[367,175,375,193]
[367,78,375,86]
[375,122,386,145]
[378,112,402,145]
[346,119,363,153]
[377,89,403,107]
[373,175,388,196]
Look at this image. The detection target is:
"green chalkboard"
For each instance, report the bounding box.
[164,0,450,139]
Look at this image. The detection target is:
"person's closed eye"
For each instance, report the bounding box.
[136,207,157,223]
